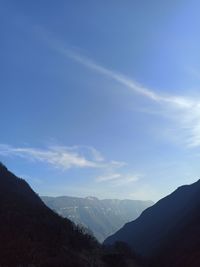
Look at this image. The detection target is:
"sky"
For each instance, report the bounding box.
[1,0,200,201]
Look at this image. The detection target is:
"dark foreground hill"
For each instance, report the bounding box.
[104,179,200,267]
[0,163,142,267]
[42,196,153,242]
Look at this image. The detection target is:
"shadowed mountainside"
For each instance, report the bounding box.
[104,179,200,267]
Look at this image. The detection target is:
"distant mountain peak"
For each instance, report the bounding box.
[85,196,99,201]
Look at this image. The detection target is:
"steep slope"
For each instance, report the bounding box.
[42,196,153,242]
[104,179,200,267]
[0,163,100,267]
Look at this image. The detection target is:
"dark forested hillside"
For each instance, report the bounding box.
[0,163,98,266]
[0,163,142,267]
[42,196,153,242]
[104,179,200,267]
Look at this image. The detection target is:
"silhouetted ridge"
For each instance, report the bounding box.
[0,164,43,206]
[0,164,99,267]
[104,179,200,266]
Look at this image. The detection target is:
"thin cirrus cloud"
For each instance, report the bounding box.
[96,172,140,186]
[0,144,125,171]
[0,144,139,186]
[48,37,200,148]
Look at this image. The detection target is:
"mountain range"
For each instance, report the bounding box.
[104,179,200,267]
[42,195,153,242]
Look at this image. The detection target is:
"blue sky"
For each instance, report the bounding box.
[1,0,200,201]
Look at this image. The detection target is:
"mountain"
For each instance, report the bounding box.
[0,163,101,266]
[104,179,200,267]
[42,195,153,242]
[0,163,142,267]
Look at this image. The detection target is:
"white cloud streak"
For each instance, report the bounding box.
[49,40,200,148]
[96,172,140,186]
[0,144,124,170]
[57,45,194,107]
[96,173,121,182]
[0,144,140,187]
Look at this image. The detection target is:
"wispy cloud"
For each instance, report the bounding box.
[0,144,126,171]
[96,172,140,186]
[45,36,200,148]
[0,144,124,170]
[96,173,121,182]
[54,43,193,107]
[0,144,140,188]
